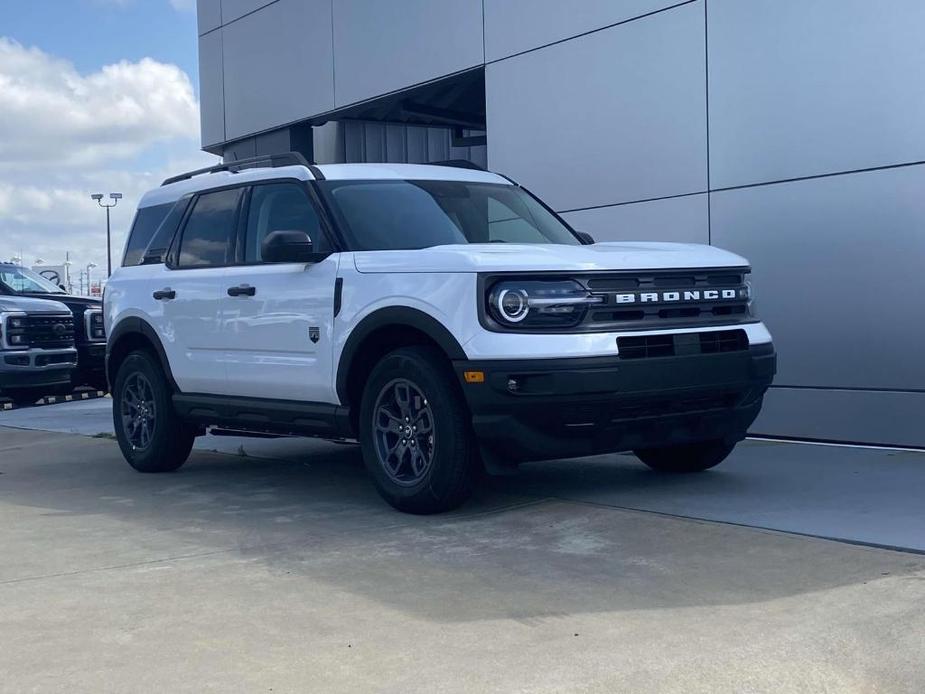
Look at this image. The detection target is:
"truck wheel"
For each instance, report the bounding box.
[359,346,475,514]
[4,389,41,406]
[634,440,736,473]
[112,350,195,473]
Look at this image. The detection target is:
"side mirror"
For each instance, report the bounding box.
[574,231,595,245]
[261,230,327,263]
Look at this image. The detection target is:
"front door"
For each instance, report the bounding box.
[218,181,339,403]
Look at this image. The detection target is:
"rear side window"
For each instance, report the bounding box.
[122,203,172,266]
[140,197,191,265]
[177,188,243,268]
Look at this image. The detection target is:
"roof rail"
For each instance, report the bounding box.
[429,159,486,172]
[161,152,323,186]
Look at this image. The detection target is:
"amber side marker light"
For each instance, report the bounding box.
[464,370,485,383]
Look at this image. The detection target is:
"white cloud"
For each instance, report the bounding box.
[0,38,200,168]
[0,39,218,281]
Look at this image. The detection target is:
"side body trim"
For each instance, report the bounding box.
[172,393,352,439]
[106,317,178,391]
[335,306,467,403]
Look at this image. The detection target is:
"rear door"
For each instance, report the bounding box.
[218,181,339,403]
[155,187,244,394]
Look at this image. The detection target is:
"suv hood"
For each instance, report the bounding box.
[353,242,749,274]
[0,295,71,314]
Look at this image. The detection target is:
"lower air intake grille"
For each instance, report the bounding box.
[618,329,748,360]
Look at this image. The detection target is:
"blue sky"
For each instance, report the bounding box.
[0,0,200,91]
[0,0,217,283]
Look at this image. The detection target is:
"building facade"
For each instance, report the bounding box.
[197,0,925,447]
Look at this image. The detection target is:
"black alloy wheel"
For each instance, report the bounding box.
[372,378,436,486]
[120,371,157,451]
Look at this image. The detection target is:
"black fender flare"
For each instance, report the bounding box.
[106,316,179,391]
[335,306,466,404]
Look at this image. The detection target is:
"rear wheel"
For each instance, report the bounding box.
[4,389,42,406]
[359,346,475,514]
[112,350,195,473]
[635,439,736,473]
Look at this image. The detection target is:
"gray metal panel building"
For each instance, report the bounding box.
[196,0,925,447]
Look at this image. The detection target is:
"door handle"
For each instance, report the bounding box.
[227,284,256,297]
[152,288,176,300]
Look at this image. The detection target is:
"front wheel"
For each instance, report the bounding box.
[634,439,736,473]
[112,350,195,473]
[359,346,475,514]
[3,389,42,406]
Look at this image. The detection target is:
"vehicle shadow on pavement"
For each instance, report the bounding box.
[2,427,923,626]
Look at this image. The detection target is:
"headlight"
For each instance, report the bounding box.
[0,312,28,350]
[744,279,755,315]
[487,280,603,329]
[85,309,106,341]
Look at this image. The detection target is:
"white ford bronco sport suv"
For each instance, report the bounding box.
[105,153,776,513]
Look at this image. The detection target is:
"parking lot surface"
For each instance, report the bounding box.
[2,405,924,692]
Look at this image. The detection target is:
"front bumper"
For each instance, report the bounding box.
[0,348,77,390]
[455,343,776,463]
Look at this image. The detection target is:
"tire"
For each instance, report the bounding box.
[88,376,109,394]
[112,350,195,473]
[72,373,108,394]
[358,346,475,514]
[4,389,41,406]
[635,439,736,473]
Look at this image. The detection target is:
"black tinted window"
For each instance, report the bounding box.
[245,183,323,262]
[177,188,242,268]
[141,197,191,265]
[122,203,172,266]
[317,180,579,251]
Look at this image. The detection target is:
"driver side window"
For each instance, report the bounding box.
[245,183,325,263]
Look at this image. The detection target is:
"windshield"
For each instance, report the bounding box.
[317,180,581,251]
[0,265,66,294]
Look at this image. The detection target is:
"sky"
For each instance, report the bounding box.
[0,0,218,288]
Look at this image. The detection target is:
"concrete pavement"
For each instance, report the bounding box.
[4,397,924,551]
[1,421,924,692]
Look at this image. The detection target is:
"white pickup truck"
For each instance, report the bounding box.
[0,295,77,405]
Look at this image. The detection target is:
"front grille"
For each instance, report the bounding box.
[618,329,748,360]
[24,314,75,349]
[583,269,751,331]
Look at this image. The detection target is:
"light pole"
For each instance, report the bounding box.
[86,262,97,296]
[64,256,73,293]
[91,192,122,276]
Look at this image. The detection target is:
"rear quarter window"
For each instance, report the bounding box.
[122,202,174,267]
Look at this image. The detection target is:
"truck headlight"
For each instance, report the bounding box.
[487,280,603,328]
[0,312,28,350]
[85,309,106,341]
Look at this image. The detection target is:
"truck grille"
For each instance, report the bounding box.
[581,269,751,331]
[25,314,75,349]
[617,329,749,360]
